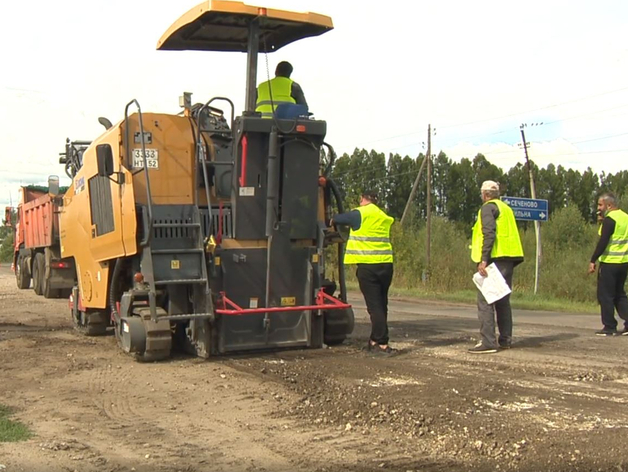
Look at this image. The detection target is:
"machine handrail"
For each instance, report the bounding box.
[124,99,153,245]
[201,97,235,131]
[193,96,236,239]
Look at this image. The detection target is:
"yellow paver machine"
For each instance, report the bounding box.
[60,1,354,360]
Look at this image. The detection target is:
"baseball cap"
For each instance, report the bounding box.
[480,180,500,192]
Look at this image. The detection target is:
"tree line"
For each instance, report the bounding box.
[330,148,627,227]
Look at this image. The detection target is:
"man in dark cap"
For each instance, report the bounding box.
[331,191,396,355]
[255,61,308,118]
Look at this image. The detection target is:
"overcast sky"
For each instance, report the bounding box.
[1,0,627,208]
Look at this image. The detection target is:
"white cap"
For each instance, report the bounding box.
[481,180,500,192]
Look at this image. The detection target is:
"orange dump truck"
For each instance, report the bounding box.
[10,177,75,298]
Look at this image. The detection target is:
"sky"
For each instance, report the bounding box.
[1,0,628,208]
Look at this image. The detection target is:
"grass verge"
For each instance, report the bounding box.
[0,404,31,442]
[346,282,598,314]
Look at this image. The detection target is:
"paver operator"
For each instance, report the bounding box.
[255,61,307,118]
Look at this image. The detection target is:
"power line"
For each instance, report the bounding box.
[438,86,628,130]
[458,131,628,158]
[529,148,628,159]
[332,130,628,179]
[330,147,628,185]
[354,85,628,148]
[332,148,628,187]
[387,103,628,153]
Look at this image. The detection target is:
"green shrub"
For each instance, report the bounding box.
[0,232,14,263]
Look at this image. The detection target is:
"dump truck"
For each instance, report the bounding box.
[59,0,353,360]
[9,178,75,298]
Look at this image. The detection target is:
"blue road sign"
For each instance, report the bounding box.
[500,196,549,222]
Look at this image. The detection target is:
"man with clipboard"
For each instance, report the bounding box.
[469,181,524,353]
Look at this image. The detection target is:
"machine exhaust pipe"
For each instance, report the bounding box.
[265,127,279,236]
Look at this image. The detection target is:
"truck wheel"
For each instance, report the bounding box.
[43,278,60,299]
[33,253,44,295]
[42,256,60,299]
[42,247,64,298]
[324,307,355,346]
[72,309,108,336]
[15,256,30,289]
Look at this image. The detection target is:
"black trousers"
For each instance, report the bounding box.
[357,263,394,345]
[597,262,628,330]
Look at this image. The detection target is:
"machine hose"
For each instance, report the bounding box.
[322,142,337,177]
[327,177,347,302]
[109,258,123,322]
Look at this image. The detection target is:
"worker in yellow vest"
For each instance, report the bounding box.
[588,192,628,336]
[331,190,396,355]
[470,181,524,354]
[255,61,308,118]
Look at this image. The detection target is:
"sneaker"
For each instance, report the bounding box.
[499,342,512,350]
[619,328,628,336]
[595,329,618,336]
[468,344,498,354]
[371,345,399,356]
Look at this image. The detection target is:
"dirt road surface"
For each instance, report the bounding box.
[1,265,628,472]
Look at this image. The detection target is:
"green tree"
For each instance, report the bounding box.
[472,153,504,187]
[432,151,451,216]
[446,158,479,227]
[537,164,566,215]
[503,162,529,198]
[565,168,599,222]
[0,232,14,263]
[410,154,427,224]
[386,153,417,218]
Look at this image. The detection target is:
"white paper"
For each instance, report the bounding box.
[472,263,512,304]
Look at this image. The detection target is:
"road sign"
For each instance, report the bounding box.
[500,196,549,222]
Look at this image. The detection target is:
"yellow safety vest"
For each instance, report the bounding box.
[599,209,628,263]
[255,77,296,118]
[344,204,394,264]
[471,199,524,263]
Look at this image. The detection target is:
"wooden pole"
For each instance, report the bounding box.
[520,127,541,294]
[400,151,428,227]
[426,124,432,275]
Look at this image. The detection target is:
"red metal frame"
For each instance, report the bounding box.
[215,288,350,316]
[239,134,248,187]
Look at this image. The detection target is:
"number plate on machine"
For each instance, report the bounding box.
[132,149,159,169]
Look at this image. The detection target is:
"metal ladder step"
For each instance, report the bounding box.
[154,278,208,285]
[152,222,201,228]
[158,313,213,321]
[151,248,204,255]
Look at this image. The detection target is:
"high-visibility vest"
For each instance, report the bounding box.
[343,204,394,264]
[599,209,628,263]
[471,199,524,263]
[255,77,296,118]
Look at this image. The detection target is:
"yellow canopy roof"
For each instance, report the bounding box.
[157,0,333,52]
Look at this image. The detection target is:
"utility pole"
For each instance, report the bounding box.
[425,124,432,277]
[400,132,429,227]
[520,125,541,294]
